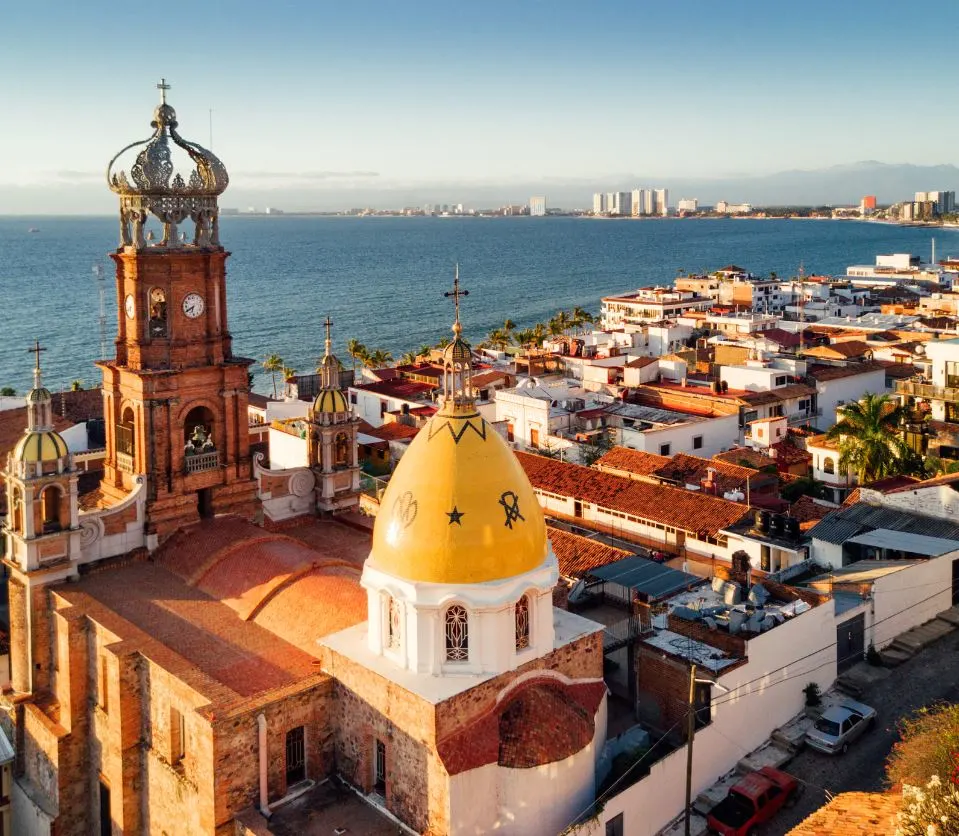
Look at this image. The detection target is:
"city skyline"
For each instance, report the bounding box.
[6,1,959,213]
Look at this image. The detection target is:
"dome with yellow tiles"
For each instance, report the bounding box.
[369,402,547,585]
[312,388,349,415]
[13,430,69,464]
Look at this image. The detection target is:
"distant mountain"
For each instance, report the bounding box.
[3,161,958,213]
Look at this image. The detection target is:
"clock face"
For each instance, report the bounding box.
[182,293,205,319]
[124,294,135,320]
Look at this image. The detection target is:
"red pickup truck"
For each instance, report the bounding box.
[706,766,799,836]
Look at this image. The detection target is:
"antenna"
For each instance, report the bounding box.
[93,263,107,359]
[797,261,805,360]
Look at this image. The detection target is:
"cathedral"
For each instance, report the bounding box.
[2,86,606,836]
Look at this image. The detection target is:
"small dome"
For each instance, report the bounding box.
[312,389,349,415]
[369,405,547,585]
[25,386,51,405]
[13,431,68,464]
[443,336,472,365]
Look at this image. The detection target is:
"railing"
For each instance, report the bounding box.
[897,380,959,403]
[184,451,220,474]
[116,452,135,473]
[602,615,647,653]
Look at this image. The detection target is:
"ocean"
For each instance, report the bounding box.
[0,215,953,395]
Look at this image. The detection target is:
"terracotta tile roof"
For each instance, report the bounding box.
[786,791,900,836]
[547,526,633,577]
[651,453,773,495]
[876,361,916,380]
[248,393,279,409]
[807,362,887,382]
[770,439,812,466]
[497,684,595,768]
[471,369,510,387]
[884,471,959,492]
[789,495,836,531]
[349,378,437,400]
[52,387,104,423]
[364,422,420,442]
[772,382,818,399]
[804,340,873,360]
[842,488,861,507]
[713,447,776,470]
[594,446,670,477]
[516,451,751,538]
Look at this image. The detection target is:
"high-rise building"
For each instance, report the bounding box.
[643,189,655,215]
[860,195,877,215]
[654,188,669,216]
[677,198,699,213]
[529,196,546,217]
[917,191,955,215]
[631,188,643,217]
[593,192,606,214]
[606,192,615,214]
[611,191,631,216]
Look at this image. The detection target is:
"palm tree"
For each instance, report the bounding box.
[368,349,393,368]
[346,339,366,379]
[435,337,452,350]
[514,328,536,351]
[532,322,546,347]
[262,354,284,398]
[827,393,914,483]
[554,310,572,334]
[69,380,84,391]
[503,318,516,336]
[417,344,433,361]
[399,351,418,366]
[282,366,297,380]
[570,306,594,332]
[487,328,510,351]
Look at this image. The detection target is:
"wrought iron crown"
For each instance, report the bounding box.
[106,79,228,250]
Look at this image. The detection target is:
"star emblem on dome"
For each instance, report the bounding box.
[446,506,465,526]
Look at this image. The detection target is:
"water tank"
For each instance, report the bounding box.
[786,517,801,540]
[771,514,786,537]
[759,510,771,533]
[728,609,747,634]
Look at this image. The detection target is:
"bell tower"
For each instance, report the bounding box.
[97,80,257,538]
[307,317,361,513]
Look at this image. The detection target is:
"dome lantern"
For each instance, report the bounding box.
[106,79,228,251]
[440,264,475,413]
[310,315,349,419]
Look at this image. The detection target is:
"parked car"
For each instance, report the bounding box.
[804,699,877,755]
[706,766,800,835]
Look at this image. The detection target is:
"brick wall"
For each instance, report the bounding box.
[635,649,691,736]
[665,614,747,657]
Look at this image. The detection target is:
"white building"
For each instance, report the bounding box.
[715,201,752,214]
[593,193,606,214]
[603,402,741,458]
[611,191,631,216]
[602,288,712,329]
[529,196,546,217]
[677,198,698,213]
[653,188,668,216]
[807,362,889,428]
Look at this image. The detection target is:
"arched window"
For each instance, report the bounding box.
[515,595,530,651]
[41,486,63,532]
[149,288,168,338]
[10,488,23,534]
[823,457,835,475]
[334,432,349,469]
[444,605,469,662]
[386,596,401,650]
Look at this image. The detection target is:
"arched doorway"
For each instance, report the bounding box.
[41,485,63,533]
[183,406,219,475]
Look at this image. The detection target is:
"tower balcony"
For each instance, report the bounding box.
[184,451,220,475]
[897,379,959,403]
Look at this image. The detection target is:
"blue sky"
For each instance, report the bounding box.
[4,1,959,210]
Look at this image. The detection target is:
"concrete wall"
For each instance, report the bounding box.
[870,554,956,649]
[816,369,887,428]
[267,428,308,470]
[616,413,739,459]
[11,782,51,836]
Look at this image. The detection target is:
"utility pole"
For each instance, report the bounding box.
[684,662,698,836]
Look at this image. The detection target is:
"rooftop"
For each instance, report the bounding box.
[642,629,741,673]
[593,446,671,477]
[516,451,751,538]
[785,791,900,836]
[547,526,634,577]
[808,501,959,546]
[585,556,704,601]
[806,361,887,382]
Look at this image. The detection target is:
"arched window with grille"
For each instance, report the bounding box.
[444,605,469,662]
[823,457,835,475]
[515,595,530,651]
[386,596,401,650]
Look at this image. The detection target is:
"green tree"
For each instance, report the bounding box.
[887,703,959,788]
[571,306,594,331]
[417,344,433,361]
[503,318,516,336]
[781,476,825,503]
[70,380,84,391]
[346,339,367,377]
[282,366,297,381]
[262,354,284,399]
[486,328,511,351]
[367,349,393,368]
[514,328,536,351]
[399,351,418,366]
[0,387,15,397]
[827,393,915,483]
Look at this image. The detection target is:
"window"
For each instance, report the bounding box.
[775,375,787,386]
[506,422,515,443]
[760,545,771,571]
[41,486,62,533]
[349,392,357,405]
[444,605,469,662]
[515,595,530,651]
[170,707,186,764]
[694,682,712,729]
[823,458,835,475]
[529,427,540,449]
[659,443,671,456]
[693,435,703,450]
[285,726,306,786]
[149,287,168,338]
[10,487,22,534]
[606,813,624,836]
[374,739,387,797]
[334,432,349,468]
[798,399,810,412]
[386,596,401,650]
[379,401,388,418]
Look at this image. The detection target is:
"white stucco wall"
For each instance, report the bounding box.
[448,695,606,835]
[870,554,956,649]
[267,427,308,469]
[616,413,739,458]
[816,369,887,428]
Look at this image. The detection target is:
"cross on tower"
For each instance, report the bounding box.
[157,78,171,105]
[443,264,469,329]
[324,315,334,343]
[28,339,46,372]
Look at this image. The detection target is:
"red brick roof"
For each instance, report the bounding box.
[53,387,104,423]
[713,446,776,470]
[771,439,812,466]
[651,452,773,495]
[786,791,900,836]
[350,378,437,399]
[364,422,420,442]
[788,496,836,531]
[805,340,873,360]
[547,526,632,577]
[594,446,670,477]
[516,451,751,538]
[807,362,886,382]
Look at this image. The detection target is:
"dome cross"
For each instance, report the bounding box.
[28,339,46,374]
[156,78,171,105]
[443,264,469,335]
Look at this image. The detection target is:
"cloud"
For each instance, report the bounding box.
[235,170,380,180]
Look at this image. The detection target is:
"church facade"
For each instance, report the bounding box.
[2,87,606,836]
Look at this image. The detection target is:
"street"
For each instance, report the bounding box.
[770,628,959,833]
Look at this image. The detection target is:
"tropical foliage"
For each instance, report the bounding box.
[262,354,284,398]
[887,703,959,789]
[827,393,922,483]
[895,775,959,836]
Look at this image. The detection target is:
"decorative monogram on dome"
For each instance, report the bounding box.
[499,491,525,529]
[392,490,418,529]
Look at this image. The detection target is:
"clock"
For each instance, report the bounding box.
[124,294,135,320]
[182,293,205,319]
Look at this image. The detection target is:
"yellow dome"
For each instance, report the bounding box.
[370,406,547,584]
[13,431,69,464]
[312,389,349,415]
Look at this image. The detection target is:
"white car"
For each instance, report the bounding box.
[805,700,877,755]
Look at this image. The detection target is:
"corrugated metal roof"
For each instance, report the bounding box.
[586,556,703,600]
[808,502,959,545]
[846,529,959,556]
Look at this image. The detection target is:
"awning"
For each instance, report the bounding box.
[845,528,959,557]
